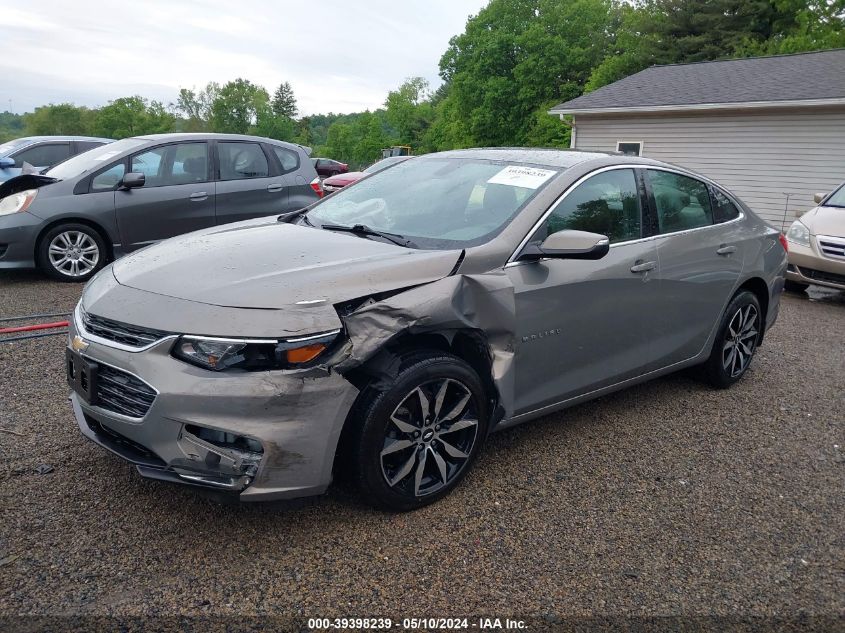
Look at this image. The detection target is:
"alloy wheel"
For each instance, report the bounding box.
[380,378,479,498]
[48,231,99,277]
[722,304,759,378]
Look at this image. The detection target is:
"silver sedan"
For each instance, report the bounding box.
[66,149,787,511]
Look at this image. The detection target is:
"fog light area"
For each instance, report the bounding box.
[172,424,265,490]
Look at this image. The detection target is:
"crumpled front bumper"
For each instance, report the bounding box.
[68,315,360,501]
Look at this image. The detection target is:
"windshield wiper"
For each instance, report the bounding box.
[320,223,416,248]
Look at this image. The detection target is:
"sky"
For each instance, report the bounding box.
[0,0,488,116]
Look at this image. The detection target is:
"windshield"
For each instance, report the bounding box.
[306,158,558,249]
[824,183,845,208]
[0,138,31,157]
[46,138,147,180]
[363,156,405,174]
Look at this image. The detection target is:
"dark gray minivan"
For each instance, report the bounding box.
[0,133,321,281]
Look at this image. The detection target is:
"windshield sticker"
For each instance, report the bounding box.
[487,165,557,189]
[91,150,121,162]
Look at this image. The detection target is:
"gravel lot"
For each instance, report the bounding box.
[0,271,842,630]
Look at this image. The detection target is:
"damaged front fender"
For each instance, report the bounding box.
[334,271,517,419]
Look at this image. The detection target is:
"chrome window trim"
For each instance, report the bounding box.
[506,163,745,267]
[75,304,177,353]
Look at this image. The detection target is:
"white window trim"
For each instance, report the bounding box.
[616,141,643,156]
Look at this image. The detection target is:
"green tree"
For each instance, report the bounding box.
[23,104,94,136]
[0,111,25,142]
[587,0,845,90]
[92,97,174,138]
[174,82,220,131]
[322,122,356,164]
[350,111,389,167]
[384,77,433,148]
[209,78,270,134]
[440,0,614,147]
[272,81,298,118]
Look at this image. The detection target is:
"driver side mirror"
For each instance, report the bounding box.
[0,156,15,168]
[120,172,145,190]
[813,192,826,204]
[519,229,610,261]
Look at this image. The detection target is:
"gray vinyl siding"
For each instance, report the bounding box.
[571,108,845,230]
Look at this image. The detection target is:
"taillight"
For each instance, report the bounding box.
[778,233,789,253]
[310,177,324,198]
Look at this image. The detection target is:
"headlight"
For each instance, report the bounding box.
[785,220,811,247]
[172,330,340,371]
[0,189,38,216]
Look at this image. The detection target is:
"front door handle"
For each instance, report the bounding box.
[267,183,284,193]
[716,244,737,256]
[630,260,657,273]
[189,191,208,201]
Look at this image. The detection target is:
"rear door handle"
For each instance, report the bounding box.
[630,260,657,273]
[189,191,208,201]
[716,244,737,256]
[267,183,284,193]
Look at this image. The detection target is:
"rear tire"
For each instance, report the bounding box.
[37,223,107,282]
[784,280,809,293]
[349,351,490,511]
[703,290,762,389]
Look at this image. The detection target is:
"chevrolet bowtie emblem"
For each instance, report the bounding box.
[71,335,89,353]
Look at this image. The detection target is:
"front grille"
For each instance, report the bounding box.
[82,310,169,348]
[817,235,845,261]
[797,266,845,286]
[95,363,157,418]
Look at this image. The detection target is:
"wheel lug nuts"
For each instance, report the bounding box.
[435,425,441,431]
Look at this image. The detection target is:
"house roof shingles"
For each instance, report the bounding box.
[550,49,845,113]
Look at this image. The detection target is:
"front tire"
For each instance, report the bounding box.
[37,223,106,282]
[703,290,762,389]
[350,352,490,511]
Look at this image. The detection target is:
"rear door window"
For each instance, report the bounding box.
[647,170,713,233]
[218,142,269,180]
[75,141,107,154]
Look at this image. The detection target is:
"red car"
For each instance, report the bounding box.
[322,156,411,193]
[312,157,348,177]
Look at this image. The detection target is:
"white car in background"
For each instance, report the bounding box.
[785,184,845,292]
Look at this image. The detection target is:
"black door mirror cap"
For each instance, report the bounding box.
[120,172,146,189]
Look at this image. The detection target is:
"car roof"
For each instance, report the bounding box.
[134,132,307,151]
[429,147,612,168]
[5,135,114,144]
[428,147,710,176]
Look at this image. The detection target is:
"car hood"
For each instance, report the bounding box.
[112,218,462,310]
[801,205,845,237]
[0,173,59,197]
[324,172,364,186]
